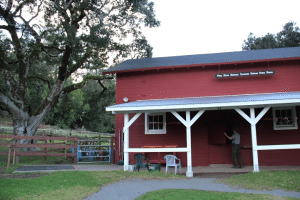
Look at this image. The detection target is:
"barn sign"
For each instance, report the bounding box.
[215,70,276,79]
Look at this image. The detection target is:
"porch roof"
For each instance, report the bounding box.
[106,91,300,113]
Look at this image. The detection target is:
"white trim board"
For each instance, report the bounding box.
[125,148,188,153]
[107,99,300,113]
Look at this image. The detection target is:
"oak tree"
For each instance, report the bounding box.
[242,22,300,50]
[0,0,159,143]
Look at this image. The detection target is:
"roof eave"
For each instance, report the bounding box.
[103,57,300,75]
[106,98,300,114]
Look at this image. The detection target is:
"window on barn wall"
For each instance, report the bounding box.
[145,113,166,134]
[272,107,298,130]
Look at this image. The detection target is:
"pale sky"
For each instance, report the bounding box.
[142,0,300,58]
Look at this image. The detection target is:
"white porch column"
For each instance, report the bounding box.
[250,108,259,172]
[171,110,205,177]
[235,106,270,172]
[123,112,142,171]
[123,113,129,171]
[186,111,193,177]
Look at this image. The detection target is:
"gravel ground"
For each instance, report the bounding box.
[84,178,300,200]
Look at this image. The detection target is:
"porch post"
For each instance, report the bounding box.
[250,108,259,172]
[186,111,193,177]
[123,112,142,171]
[235,107,270,172]
[171,110,205,177]
[124,113,129,171]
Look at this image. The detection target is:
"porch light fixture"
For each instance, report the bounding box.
[123,97,129,102]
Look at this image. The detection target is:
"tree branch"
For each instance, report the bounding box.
[0,4,29,104]
[33,79,65,116]
[0,92,21,116]
[13,0,32,16]
[0,25,15,31]
[62,75,113,97]
[98,80,107,99]
[0,45,18,94]
[59,45,73,81]
[3,0,13,18]
[65,47,93,78]
[28,76,51,89]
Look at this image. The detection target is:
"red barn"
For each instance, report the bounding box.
[105,47,300,177]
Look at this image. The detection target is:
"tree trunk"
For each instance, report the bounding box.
[12,112,43,148]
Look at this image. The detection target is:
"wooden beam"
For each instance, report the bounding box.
[123,112,142,132]
[171,111,187,127]
[127,147,188,153]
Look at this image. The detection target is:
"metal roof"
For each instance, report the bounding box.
[104,47,300,74]
[106,92,300,113]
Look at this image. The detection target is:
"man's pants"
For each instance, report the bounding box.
[232,144,243,167]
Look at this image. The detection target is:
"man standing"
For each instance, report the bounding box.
[224,127,243,168]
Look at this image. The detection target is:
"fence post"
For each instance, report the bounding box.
[15,139,20,164]
[7,145,11,170]
[74,136,78,164]
[12,146,16,166]
[65,136,67,158]
[110,136,114,163]
[44,139,47,162]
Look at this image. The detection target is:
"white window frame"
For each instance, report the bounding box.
[145,113,166,134]
[272,106,298,130]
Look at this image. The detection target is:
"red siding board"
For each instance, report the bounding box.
[114,60,300,166]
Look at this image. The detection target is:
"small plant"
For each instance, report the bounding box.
[148,163,161,172]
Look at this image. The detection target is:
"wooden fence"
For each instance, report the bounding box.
[0,135,78,170]
[0,122,114,136]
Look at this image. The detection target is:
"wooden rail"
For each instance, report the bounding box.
[0,135,78,170]
[142,145,178,164]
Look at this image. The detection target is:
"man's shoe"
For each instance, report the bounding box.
[232,166,238,169]
[239,166,243,168]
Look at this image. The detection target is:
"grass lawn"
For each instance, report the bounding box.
[136,189,298,200]
[1,169,300,200]
[136,171,300,200]
[1,131,299,200]
[0,170,183,200]
[217,170,300,192]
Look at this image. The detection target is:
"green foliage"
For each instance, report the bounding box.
[43,78,115,132]
[218,171,300,192]
[44,86,87,129]
[75,79,115,132]
[242,21,300,50]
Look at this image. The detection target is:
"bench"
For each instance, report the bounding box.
[142,145,178,164]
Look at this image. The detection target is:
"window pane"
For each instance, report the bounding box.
[146,113,166,134]
[286,109,292,117]
[149,123,153,130]
[159,115,163,122]
[275,110,281,117]
[159,123,163,130]
[154,115,159,122]
[274,108,295,127]
[149,116,154,122]
[287,117,293,125]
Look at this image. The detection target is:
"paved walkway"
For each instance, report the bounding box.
[85,178,300,200]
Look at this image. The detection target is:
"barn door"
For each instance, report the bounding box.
[208,120,233,164]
